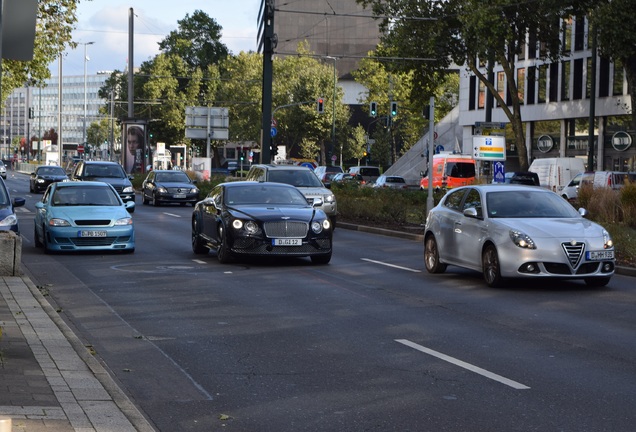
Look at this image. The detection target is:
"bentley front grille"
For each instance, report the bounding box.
[263,221,308,238]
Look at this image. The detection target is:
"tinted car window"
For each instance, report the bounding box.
[443,189,466,211]
[446,162,475,178]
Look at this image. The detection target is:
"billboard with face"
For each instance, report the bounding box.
[125,124,145,174]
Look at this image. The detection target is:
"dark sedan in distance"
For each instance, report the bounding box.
[142,170,199,206]
[192,182,333,264]
[29,165,69,193]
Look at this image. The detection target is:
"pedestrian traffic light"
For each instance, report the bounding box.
[271,145,278,156]
[391,102,398,117]
[369,101,377,117]
[317,97,325,113]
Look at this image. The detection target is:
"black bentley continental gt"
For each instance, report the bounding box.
[191,182,333,264]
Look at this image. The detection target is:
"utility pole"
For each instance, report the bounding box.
[258,0,276,163]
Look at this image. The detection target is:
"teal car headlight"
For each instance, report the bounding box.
[0,214,18,227]
[114,217,133,226]
[509,230,536,249]
[49,218,71,227]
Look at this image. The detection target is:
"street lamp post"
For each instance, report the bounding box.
[82,42,95,153]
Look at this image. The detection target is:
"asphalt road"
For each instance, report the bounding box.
[6,171,636,432]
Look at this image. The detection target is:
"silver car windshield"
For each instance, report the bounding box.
[486,190,580,218]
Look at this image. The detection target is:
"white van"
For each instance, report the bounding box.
[528,157,586,193]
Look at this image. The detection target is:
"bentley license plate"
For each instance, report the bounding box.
[586,250,614,260]
[79,230,107,237]
[273,238,302,246]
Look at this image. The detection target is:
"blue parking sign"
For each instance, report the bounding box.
[493,161,505,183]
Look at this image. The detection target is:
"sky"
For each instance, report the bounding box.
[57,0,261,76]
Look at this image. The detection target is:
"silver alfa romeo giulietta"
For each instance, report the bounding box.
[424,184,615,287]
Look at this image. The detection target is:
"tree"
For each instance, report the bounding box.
[357,0,592,171]
[2,0,78,102]
[591,0,636,131]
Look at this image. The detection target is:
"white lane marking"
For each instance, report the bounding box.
[395,339,530,390]
[163,212,181,218]
[192,259,207,264]
[361,258,421,273]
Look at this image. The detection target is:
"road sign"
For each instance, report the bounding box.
[77,145,84,153]
[271,127,277,137]
[435,145,444,154]
[271,118,277,127]
[472,135,506,161]
[493,161,505,183]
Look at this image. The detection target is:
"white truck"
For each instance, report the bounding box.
[528,157,586,193]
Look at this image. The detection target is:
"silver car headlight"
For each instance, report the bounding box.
[0,214,18,227]
[49,218,71,227]
[123,186,135,193]
[509,230,536,249]
[114,217,133,226]
[323,194,335,203]
[603,230,613,249]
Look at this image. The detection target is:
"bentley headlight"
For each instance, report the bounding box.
[244,220,259,234]
[509,230,536,249]
[232,219,243,230]
[49,218,71,227]
[311,221,323,233]
[114,217,133,226]
[322,219,331,230]
[123,186,134,193]
[603,230,613,249]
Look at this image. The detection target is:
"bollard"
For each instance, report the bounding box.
[0,416,12,432]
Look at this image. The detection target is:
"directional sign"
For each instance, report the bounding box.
[472,135,506,161]
[493,161,505,183]
[435,145,444,154]
[271,127,277,137]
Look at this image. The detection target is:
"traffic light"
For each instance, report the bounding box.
[28,107,34,119]
[317,97,325,113]
[369,101,377,117]
[271,145,278,156]
[390,102,398,117]
[239,147,245,161]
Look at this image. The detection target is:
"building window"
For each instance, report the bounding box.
[497,71,505,106]
[586,57,593,99]
[517,68,525,105]
[527,66,536,105]
[538,65,547,103]
[613,65,624,96]
[562,18,572,53]
[528,31,537,59]
[478,79,485,109]
[574,16,585,51]
[549,63,559,102]
[599,57,610,97]
[573,58,583,100]
[469,75,476,110]
[561,60,570,101]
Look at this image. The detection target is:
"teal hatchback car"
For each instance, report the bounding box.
[34,181,135,253]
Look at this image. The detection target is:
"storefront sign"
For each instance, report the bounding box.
[537,135,554,153]
[611,131,632,152]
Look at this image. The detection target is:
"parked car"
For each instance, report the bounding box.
[191,181,332,264]
[70,161,135,210]
[424,184,615,287]
[528,157,585,192]
[373,175,408,189]
[245,164,337,226]
[502,171,540,186]
[142,169,199,206]
[0,160,6,179]
[348,165,381,184]
[420,154,476,190]
[331,172,365,186]
[314,165,343,186]
[29,165,69,193]
[34,181,135,253]
[0,176,25,234]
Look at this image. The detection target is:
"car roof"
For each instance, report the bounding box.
[253,164,312,171]
[222,181,298,189]
[82,161,120,165]
[54,181,113,188]
[457,184,549,192]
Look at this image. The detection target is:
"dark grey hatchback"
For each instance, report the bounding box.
[0,177,25,234]
[70,161,136,211]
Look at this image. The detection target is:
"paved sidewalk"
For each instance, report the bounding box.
[0,276,155,432]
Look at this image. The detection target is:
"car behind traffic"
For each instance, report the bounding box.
[142,169,199,206]
[30,165,69,193]
[0,176,25,234]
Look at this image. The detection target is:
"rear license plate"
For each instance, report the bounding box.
[79,230,107,237]
[273,238,302,246]
[173,194,186,199]
[586,250,614,260]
